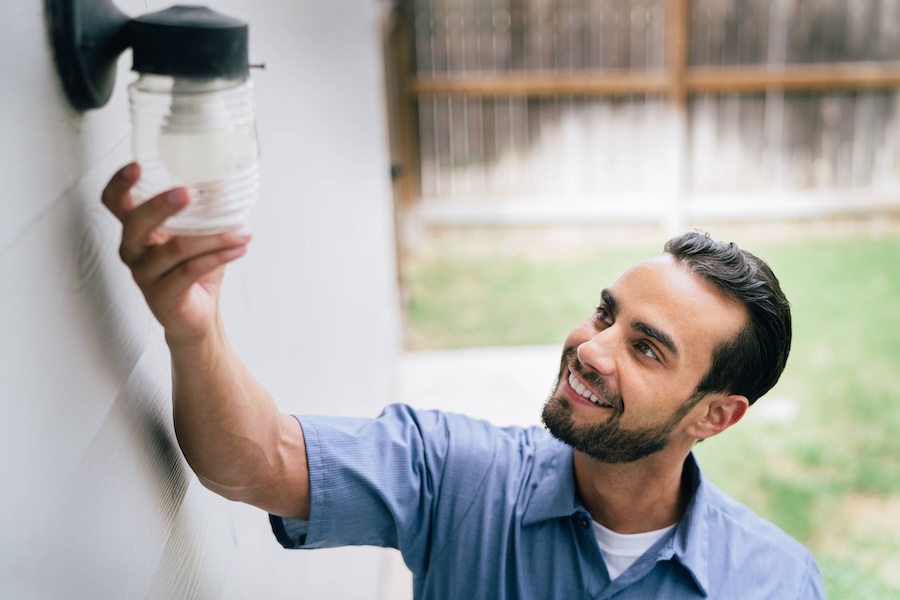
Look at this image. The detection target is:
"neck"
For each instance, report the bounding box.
[573,448,691,534]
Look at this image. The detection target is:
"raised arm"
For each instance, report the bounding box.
[102,163,310,519]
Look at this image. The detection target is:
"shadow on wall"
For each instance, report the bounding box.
[18,138,226,595]
[66,142,192,493]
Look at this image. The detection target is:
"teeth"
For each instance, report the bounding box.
[568,372,603,405]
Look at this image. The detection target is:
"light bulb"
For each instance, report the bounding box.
[158,79,241,184]
[130,74,259,235]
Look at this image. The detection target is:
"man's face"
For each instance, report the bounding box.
[541,254,747,463]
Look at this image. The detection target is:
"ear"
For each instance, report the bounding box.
[685,394,749,441]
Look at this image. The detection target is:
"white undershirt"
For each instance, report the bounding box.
[592,520,676,581]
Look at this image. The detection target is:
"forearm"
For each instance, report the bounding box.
[100,164,309,518]
[168,319,310,519]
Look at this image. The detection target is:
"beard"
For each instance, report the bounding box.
[541,348,702,463]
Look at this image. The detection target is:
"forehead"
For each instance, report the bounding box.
[609,255,747,366]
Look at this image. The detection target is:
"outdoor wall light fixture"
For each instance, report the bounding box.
[47,0,260,234]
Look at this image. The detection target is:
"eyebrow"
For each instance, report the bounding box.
[601,289,680,358]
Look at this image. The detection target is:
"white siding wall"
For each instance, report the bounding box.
[1,1,403,598]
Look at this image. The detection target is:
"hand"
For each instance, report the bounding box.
[101,163,253,343]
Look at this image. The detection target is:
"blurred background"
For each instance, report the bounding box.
[390,1,900,598]
[387,0,900,246]
[2,0,897,598]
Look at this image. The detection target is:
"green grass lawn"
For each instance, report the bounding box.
[404,232,900,598]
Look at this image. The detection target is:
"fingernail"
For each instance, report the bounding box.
[232,226,253,240]
[121,163,137,179]
[167,189,189,208]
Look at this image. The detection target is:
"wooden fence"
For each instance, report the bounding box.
[382,0,900,240]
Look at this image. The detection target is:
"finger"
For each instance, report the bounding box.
[119,188,191,265]
[133,227,252,285]
[148,244,250,306]
[101,163,141,221]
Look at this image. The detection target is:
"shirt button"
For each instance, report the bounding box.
[581,516,590,529]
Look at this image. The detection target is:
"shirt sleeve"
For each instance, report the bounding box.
[269,404,500,573]
[798,552,827,600]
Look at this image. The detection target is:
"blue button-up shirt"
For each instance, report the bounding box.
[271,404,825,599]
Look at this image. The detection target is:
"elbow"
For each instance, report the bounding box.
[195,473,255,503]
[174,414,310,518]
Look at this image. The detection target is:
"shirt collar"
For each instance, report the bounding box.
[521,438,581,525]
[523,442,712,596]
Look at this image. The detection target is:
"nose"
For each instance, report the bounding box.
[576,329,617,378]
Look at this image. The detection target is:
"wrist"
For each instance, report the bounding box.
[165,317,228,360]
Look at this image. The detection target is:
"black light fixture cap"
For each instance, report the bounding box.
[130,6,249,79]
[46,1,251,112]
[45,0,131,111]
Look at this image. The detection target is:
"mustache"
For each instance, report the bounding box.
[559,347,622,409]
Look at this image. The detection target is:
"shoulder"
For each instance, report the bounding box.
[698,478,825,596]
[371,405,567,500]
[378,404,555,471]
[372,403,551,449]
[300,404,555,478]
[703,478,808,554]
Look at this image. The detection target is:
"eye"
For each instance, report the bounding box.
[636,341,660,362]
[595,306,613,325]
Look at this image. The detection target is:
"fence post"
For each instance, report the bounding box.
[666,0,691,235]
[383,0,422,299]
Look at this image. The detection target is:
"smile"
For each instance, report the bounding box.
[567,371,613,408]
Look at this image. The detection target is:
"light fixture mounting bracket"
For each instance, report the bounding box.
[45,0,131,111]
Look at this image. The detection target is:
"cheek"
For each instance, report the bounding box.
[616,363,670,411]
[615,369,641,408]
[618,369,698,420]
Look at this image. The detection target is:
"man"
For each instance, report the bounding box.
[103,164,826,599]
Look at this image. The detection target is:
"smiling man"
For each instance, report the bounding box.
[102,165,825,599]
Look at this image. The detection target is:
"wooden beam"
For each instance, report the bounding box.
[382,0,421,287]
[667,0,690,109]
[409,62,900,99]
[687,62,900,92]
[390,6,420,206]
[665,0,691,235]
[409,72,671,98]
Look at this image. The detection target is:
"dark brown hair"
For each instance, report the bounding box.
[665,232,792,405]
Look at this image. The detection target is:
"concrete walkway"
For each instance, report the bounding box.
[396,344,562,428]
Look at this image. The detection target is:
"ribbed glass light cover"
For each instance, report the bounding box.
[129,75,259,235]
